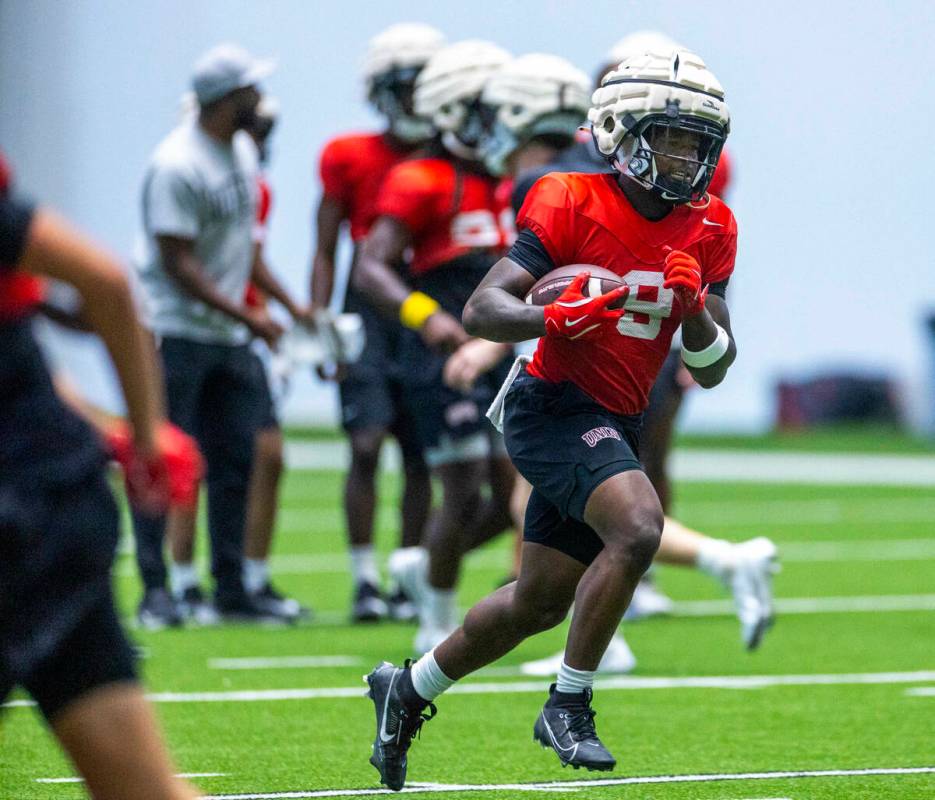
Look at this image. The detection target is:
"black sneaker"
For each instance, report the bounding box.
[533,684,616,771]
[214,590,283,623]
[353,581,389,623]
[137,587,182,631]
[365,660,436,791]
[176,586,220,626]
[387,586,417,623]
[249,583,312,623]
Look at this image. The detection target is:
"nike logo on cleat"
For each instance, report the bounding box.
[378,671,398,744]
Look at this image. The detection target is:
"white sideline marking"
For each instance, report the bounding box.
[906,687,935,696]
[8,670,935,709]
[208,656,362,670]
[284,441,935,486]
[201,766,935,799]
[673,593,935,616]
[37,772,226,784]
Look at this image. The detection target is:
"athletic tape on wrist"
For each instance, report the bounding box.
[399,291,440,330]
[681,323,730,368]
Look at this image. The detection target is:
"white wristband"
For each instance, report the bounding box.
[681,323,730,368]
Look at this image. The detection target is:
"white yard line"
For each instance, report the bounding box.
[200,766,935,799]
[37,773,227,784]
[284,442,935,486]
[7,670,935,710]
[906,687,935,697]
[208,656,362,670]
[674,594,935,616]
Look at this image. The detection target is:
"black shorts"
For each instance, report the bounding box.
[0,474,137,721]
[503,371,643,565]
[339,290,418,436]
[401,335,512,467]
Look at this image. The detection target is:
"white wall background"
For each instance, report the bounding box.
[3,0,934,431]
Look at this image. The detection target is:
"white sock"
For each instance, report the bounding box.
[169,561,199,598]
[556,660,596,695]
[350,545,380,587]
[410,648,455,702]
[424,586,456,629]
[696,538,735,581]
[243,558,269,594]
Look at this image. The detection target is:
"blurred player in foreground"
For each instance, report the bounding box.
[0,154,197,799]
[366,46,741,787]
[355,40,516,654]
[311,23,445,622]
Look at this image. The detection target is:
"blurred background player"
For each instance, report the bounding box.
[310,23,445,623]
[354,39,516,653]
[0,153,197,800]
[238,94,313,621]
[133,43,287,626]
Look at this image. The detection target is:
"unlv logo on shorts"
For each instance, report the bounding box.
[581,426,622,448]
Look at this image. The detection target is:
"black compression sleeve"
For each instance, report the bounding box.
[708,277,729,299]
[0,194,35,271]
[506,228,556,280]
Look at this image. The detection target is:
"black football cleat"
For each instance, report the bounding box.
[353,581,389,623]
[365,661,436,791]
[533,684,616,772]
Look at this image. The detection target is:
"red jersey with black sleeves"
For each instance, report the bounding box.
[319,132,410,242]
[517,172,737,416]
[0,152,44,322]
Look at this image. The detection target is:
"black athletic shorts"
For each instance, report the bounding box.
[503,370,644,565]
[339,289,419,436]
[0,473,137,721]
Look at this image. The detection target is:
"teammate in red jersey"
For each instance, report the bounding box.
[0,153,197,799]
[310,23,445,623]
[364,47,738,786]
[354,39,515,660]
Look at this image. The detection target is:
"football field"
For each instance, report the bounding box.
[3,436,935,800]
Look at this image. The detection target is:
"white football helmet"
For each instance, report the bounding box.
[589,47,729,203]
[479,53,591,176]
[605,31,683,68]
[414,39,511,159]
[361,23,446,143]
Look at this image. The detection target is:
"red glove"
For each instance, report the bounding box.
[106,421,204,513]
[543,271,630,341]
[663,249,708,316]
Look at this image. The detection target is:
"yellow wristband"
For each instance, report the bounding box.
[399,291,440,330]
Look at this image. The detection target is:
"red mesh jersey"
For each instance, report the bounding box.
[518,172,737,415]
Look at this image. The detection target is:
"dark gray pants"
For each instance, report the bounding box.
[133,336,271,600]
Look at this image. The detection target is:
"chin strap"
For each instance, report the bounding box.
[441,130,479,161]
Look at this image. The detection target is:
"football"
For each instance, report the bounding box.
[525,264,628,309]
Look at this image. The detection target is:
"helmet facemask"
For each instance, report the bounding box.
[610,110,725,204]
[369,66,434,143]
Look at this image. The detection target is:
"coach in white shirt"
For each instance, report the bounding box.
[133,43,285,627]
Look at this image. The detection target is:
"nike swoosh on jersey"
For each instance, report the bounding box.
[378,671,398,744]
[702,218,723,226]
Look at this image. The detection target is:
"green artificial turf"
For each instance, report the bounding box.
[2,462,934,799]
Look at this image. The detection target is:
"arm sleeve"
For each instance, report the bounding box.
[511,167,549,215]
[707,276,729,299]
[515,175,577,267]
[506,228,556,280]
[144,165,200,239]
[319,140,351,206]
[0,193,36,271]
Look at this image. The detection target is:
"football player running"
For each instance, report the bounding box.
[366,47,740,787]
[310,23,444,623]
[354,40,515,655]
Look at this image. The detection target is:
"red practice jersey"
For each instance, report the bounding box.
[519,172,737,416]
[319,132,411,242]
[708,148,733,200]
[375,158,511,277]
[0,152,44,321]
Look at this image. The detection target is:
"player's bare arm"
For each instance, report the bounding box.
[681,293,736,388]
[462,256,544,342]
[309,193,344,310]
[250,243,308,324]
[356,216,467,351]
[157,234,280,345]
